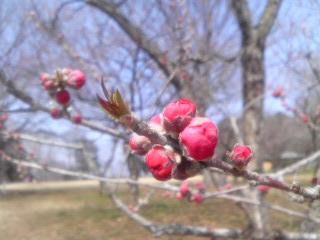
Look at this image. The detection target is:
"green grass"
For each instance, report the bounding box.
[0,187,313,240]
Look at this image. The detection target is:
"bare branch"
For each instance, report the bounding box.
[231,0,252,42]
[257,0,282,46]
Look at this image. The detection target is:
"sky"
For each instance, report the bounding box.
[2,0,320,177]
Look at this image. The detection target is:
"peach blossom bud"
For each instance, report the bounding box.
[175,192,183,200]
[272,87,282,98]
[145,145,177,181]
[72,113,82,124]
[301,114,309,123]
[195,181,205,192]
[43,80,56,91]
[148,114,164,132]
[66,70,86,89]
[55,89,70,106]
[219,183,233,191]
[162,191,172,198]
[50,108,62,119]
[18,144,24,150]
[194,193,204,203]
[259,185,270,194]
[179,117,218,161]
[129,133,152,155]
[40,73,50,83]
[230,144,252,169]
[180,181,189,196]
[2,114,8,121]
[163,99,196,136]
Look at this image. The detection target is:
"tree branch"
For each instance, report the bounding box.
[257,0,282,46]
[85,0,182,91]
[231,0,252,43]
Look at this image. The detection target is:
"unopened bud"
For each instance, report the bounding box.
[229,144,252,169]
[129,133,152,155]
[179,117,218,161]
[163,99,196,137]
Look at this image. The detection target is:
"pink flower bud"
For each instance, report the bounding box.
[194,193,204,203]
[175,192,183,200]
[129,133,152,155]
[301,114,309,123]
[40,73,50,83]
[55,90,70,106]
[195,181,205,191]
[2,114,8,122]
[66,70,86,89]
[272,87,282,97]
[43,80,56,91]
[219,183,233,191]
[162,191,172,198]
[312,177,318,186]
[259,185,270,194]
[148,114,164,132]
[145,145,177,181]
[230,144,252,169]
[51,108,62,119]
[179,117,218,161]
[180,181,189,196]
[72,113,82,124]
[18,144,24,150]
[163,99,196,136]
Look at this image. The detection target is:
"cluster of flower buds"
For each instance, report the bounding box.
[127,99,218,181]
[175,181,205,203]
[271,87,314,125]
[227,144,253,170]
[41,68,86,121]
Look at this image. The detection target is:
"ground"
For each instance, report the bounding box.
[0,179,309,240]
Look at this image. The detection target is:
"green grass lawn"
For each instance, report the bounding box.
[0,187,312,240]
